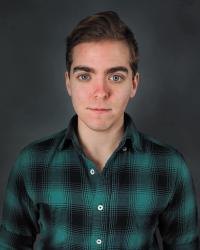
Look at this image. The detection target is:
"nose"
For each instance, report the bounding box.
[93,81,110,99]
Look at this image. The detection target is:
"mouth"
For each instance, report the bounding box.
[87,107,111,113]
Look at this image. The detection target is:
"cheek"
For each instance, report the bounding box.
[114,89,131,106]
[71,87,88,106]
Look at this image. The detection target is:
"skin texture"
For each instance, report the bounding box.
[65,40,139,169]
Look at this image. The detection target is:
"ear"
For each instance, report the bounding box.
[130,72,140,98]
[65,71,72,96]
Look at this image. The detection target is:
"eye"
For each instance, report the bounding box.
[77,74,90,81]
[109,75,124,82]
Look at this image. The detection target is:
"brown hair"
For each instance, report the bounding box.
[65,11,139,76]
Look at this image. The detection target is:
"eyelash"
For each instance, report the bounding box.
[77,74,125,82]
[110,75,125,82]
[77,74,90,81]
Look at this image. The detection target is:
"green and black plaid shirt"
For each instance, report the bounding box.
[0,113,199,249]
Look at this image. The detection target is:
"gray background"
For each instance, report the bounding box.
[0,0,200,245]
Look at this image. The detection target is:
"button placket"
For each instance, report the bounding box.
[90,177,106,248]
[82,155,107,248]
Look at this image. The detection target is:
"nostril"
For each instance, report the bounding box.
[93,85,110,99]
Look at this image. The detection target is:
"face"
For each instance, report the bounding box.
[65,40,139,133]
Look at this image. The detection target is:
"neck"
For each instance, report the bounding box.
[77,115,125,166]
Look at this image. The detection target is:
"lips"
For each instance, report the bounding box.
[87,107,111,113]
[91,108,110,111]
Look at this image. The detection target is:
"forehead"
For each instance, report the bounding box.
[71,40,131,69]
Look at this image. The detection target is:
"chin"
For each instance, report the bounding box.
[85,120,112,132]
[77,109,122,132]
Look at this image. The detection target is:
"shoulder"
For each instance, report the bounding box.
[140,132,176,154]
[23,128,67,152]
[12,128,67,172]
[140,131,182,157]
[138,131,190,175]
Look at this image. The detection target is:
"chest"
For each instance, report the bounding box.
[27,152,173,222]
[28,151,173,249]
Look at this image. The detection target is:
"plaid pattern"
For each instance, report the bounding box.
[0,113,199,249]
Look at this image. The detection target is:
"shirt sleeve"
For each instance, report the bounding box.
[0,148,39,249]
[158,153,199,250]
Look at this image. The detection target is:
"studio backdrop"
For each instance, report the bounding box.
[0,0,200,243]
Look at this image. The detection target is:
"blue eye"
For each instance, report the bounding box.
[110,75,124,82]
[78,74,90,81]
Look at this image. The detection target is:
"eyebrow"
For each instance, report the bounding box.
[72,66,129,75]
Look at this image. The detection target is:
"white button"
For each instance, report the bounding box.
[122,146,127,152]
[90,169,95,175]
[96,239,102,244]
[98,205,103,211]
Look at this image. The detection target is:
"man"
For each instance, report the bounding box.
[0,11,199,249]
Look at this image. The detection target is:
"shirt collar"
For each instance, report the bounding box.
[58,112,143,152]
[58,114,79,151]
[120,112,143,151]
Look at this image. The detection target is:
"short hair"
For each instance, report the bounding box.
[65,11,139,76]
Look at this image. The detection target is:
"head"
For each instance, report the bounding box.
[65,11,139,78]
[64,11,140,133]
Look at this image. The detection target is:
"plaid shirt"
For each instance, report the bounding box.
[0,113,199,249]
